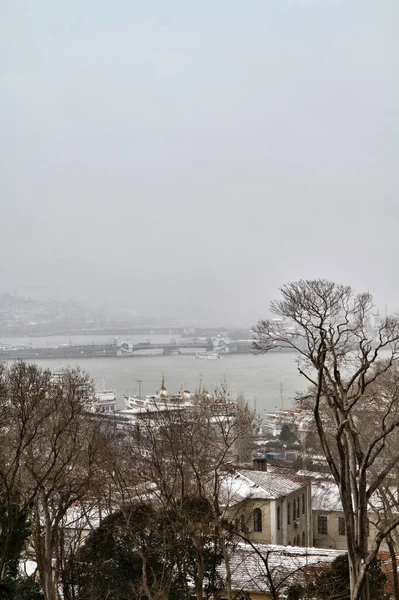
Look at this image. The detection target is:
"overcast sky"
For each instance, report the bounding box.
[1,0,398,324]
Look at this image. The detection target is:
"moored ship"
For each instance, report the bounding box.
[120,374,193,414]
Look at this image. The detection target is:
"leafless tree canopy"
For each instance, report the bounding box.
[120,395,255,600]
[0,362,110,600]
[252,279,399,600]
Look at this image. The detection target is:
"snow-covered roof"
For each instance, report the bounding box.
[312,480,399,514]
[221,542,345,594]
[297,470,334,481]
[312,481,343,512]
[60,504,110,530]
[221,467,310,505]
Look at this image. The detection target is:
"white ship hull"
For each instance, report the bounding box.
[123,393,193,413]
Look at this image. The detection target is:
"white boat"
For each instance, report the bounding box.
[124,395,147,410]
[93,390,117,414]
[195,351,221,360]
[123,394,192,413]
[123,374,193,413]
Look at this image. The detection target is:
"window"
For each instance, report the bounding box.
[302,493,305,515]
[296,496,300,519]
[302,531,306,546]
[287,502,291,525]
[277,506,281,530]
[338,517,345,536]
[318,515,328,535]
[253,508,262,532]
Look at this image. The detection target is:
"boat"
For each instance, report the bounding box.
[195,351,221,360]
[124,395,147,410]
[119,374,239,419]
[122,393,192,413]
[93,390,117,414]
[122,374,193,413]
[90,376,117,414]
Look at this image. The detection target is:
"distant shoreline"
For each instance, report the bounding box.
[0,326,234,338]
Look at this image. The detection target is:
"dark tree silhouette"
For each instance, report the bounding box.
[287,554,389,600]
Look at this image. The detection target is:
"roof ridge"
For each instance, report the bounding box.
[235,469,269,496]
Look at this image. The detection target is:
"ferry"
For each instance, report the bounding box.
[93,390,117,414]
[121,374,193,414]
[122,393,192,413]
[118,374,238,419]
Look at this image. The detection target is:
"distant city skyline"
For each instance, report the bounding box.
[1,287,396,332]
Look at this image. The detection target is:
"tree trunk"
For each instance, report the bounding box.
[388,535,399,600]
[219,534,233,600]
[340,473,370,600]
[350,552,370,600]
[39,547,59,600]
[43,568,57,600]
[194,537,204,600]
[33,495,59,600]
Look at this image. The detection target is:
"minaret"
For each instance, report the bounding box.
[160,372,168,397]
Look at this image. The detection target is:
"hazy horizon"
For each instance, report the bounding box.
[1,1,398,325]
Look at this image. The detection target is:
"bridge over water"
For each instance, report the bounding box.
[116,340,212,356]
[0,340,213,360]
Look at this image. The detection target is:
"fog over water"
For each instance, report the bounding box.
[1,1,398,325]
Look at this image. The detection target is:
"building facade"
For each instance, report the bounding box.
[223,464,313,547]
[312,479,391,552]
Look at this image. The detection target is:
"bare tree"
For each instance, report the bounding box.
[57,502,103,600]
[0,361,55,584]
[125,394,255,600]
[225,539,341,600]
[252,279,399,600]
[369,467,399,600]
[0,362,109,600]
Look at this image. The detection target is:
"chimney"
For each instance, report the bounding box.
[253,458,267,472]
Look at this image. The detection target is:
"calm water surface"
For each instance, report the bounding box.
[1,337,306,412]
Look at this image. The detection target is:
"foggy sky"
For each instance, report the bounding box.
[1,0,398,325]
